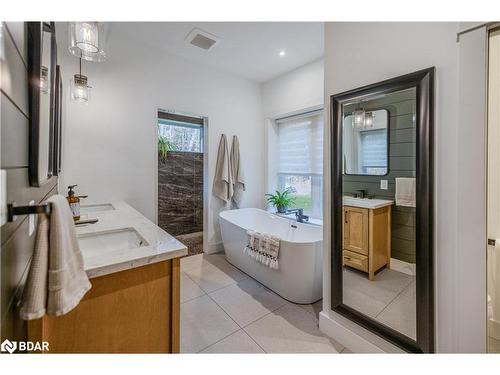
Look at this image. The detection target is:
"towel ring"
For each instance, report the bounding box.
[7,202,52,222]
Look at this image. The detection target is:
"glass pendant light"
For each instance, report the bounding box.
[69,22,106,62]
[71,58,90,102]
[364,111,374,128]
[353,108,365,129]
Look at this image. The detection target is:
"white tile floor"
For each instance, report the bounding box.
[343,267,416,339]
[180,253,344,353]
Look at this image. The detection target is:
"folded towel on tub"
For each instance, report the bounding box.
[244,229,281,269]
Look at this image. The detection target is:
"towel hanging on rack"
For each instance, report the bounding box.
[19,195,91,320]
[213,134,233,202]
[230,135,245,208]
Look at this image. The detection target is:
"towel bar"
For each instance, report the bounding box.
[7,202,52,222]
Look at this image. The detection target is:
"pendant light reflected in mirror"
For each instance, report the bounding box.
[40,65,49,94]
[352,106,374,130]
[71,58,90,102]
[69,22,107,62]
[364,111,374,127]
[353,108,365,129]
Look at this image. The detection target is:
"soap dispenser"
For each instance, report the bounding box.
[67,185,80,221]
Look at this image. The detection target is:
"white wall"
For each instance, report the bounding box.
[261,58,324,119]
[56,29,265,252]
[319,22,475,353]
[261,59,324,198]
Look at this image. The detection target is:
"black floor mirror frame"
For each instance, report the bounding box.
[330,68,435,353]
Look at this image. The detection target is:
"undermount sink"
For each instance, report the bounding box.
[80,203,115,214]
[78,228,149,256]
[343,196,393,209]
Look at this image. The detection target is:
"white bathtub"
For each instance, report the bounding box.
[219,208,323,304]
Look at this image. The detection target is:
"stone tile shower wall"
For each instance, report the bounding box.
[343,89,416,264]
[158,151,203,236]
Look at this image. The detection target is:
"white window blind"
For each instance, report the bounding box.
[359,129,387,174]
[277,111,324,175]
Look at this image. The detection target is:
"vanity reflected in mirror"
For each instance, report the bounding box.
[331,69,434,353]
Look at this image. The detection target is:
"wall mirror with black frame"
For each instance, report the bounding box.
[27,21,57,186]
[331,68,434,353]
[53,64,63,175]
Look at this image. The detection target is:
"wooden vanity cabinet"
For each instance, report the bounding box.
[27,259,180,353]
[343,205,391,280]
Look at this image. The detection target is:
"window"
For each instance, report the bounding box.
[276,110,323,219]
[157,111,204,153]
[359,128,387,175]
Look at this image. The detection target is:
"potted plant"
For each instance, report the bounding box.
[265,189,295,213]
[158,135,177,161]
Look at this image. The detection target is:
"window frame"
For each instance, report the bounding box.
[157,111,204,153]
[274,109,324,220]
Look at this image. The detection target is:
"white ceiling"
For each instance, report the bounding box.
[107,22,324,83]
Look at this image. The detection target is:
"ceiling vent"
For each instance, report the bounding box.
[185,28,220,51]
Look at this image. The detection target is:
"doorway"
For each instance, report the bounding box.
[156,110,207,256]
[487,27,500,353]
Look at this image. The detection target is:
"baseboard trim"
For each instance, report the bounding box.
[390,258,416,276]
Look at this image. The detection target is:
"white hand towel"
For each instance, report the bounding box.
[213,134,234,202]
[20,194,91,320]
[395,177,416,207]
[230,135,245,208]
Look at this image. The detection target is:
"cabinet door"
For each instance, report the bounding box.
[343,206,368,255]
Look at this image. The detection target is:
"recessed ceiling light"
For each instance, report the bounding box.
[279,50,285,57]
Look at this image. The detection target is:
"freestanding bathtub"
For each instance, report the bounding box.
[219,208,323,304]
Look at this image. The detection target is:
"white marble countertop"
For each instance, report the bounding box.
[343,196,394,209]
[76,201,187,279]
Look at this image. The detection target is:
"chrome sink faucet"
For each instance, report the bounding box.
[285,208,309,223]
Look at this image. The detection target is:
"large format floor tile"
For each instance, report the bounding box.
[180,253,205,271]
[209,277,287,327]
[183,260,248,293]
[244,303,343,353]
[375,283,416,339]
[298,299,323,323]
[181,272,205,303]
[200,329,265,353]
[343,288,388,318]
[180,295,239,353]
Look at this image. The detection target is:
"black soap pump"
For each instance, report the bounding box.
[66,185,81,221]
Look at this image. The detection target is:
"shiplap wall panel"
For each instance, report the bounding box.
[0,22,58,342]
[1,92,29,168]
[1,23,28,116]
[1,168,57,245]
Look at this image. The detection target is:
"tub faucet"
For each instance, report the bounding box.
[286,208,309,223]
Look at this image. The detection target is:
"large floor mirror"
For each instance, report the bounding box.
[330,68,434,353]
